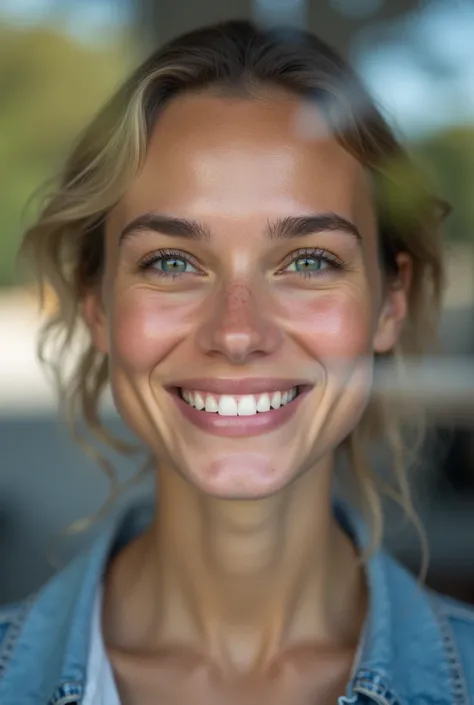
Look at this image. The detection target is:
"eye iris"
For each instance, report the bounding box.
[295,256,322,271]
[160,257,186,273]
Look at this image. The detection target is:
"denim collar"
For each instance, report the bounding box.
[0,501,459,705]
[336,504,456,705]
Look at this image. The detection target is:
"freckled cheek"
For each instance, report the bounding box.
[284,294,374,361]
[110,294,192,371]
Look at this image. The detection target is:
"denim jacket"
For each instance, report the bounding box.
[1,501,474,705]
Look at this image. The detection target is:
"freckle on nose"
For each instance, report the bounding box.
[225,284,253,319]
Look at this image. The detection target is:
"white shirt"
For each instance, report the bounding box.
[82,588,121,705]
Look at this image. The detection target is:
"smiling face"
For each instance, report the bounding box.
[85,90,409,498]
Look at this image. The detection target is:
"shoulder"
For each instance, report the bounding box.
[430,591,474,698]
[383,553,474,644]
[431,590,474,640]
[372,553,474,703]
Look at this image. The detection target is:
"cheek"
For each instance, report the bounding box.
[110,292,193,372]
[281,289,374,361]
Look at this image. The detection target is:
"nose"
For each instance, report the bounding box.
[195,283,282,363]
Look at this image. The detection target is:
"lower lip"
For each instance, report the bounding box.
[170,390,308,437]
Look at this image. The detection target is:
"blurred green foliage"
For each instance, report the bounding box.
[0,22,132,287]
[416,128,474,243]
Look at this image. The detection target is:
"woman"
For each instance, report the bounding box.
[1,18,473,705]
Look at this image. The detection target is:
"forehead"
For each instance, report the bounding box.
[115,91,373,227]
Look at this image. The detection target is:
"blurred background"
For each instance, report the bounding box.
[1,0,474,604]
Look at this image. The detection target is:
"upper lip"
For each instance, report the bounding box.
[168,378,312,395]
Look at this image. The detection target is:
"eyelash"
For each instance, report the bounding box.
[279,248,347,278]
[137,247,348,279]
[138,249,202,279]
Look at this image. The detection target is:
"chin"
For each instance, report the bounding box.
[185,452,296,499]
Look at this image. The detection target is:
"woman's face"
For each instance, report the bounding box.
[87,90,408,498]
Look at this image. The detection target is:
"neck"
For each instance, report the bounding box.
[103,459,366,673]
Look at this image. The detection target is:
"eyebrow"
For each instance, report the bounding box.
[267,213,361,241]
[120,213,211,243]
[119,212,361,245]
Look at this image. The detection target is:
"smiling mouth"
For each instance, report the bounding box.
[177,386,301,416]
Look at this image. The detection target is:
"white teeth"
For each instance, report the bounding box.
[194,392,205,410]
[181,387,299,415]
[256,393,271,413]
[205,395,218,413]
[218,395,238,416]
[270,391,282,409]
[238,395,257,416]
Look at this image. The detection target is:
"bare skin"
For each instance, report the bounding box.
[85,89,410,703]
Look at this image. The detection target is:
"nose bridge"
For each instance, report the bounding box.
[222,282,256,330]
[196,280,281,361]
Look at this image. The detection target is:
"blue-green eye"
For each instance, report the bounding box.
[155,256,195,274]
[138,249,201,278]
[286,255,328,273]
[139,251,200,276]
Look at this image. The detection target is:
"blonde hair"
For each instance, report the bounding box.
[20,20,447,560]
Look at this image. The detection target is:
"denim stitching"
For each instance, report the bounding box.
[0,595,35,679]
[430,594,469,705]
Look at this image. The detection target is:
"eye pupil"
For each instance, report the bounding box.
[295,256,321,271]
[161,257,186,272]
